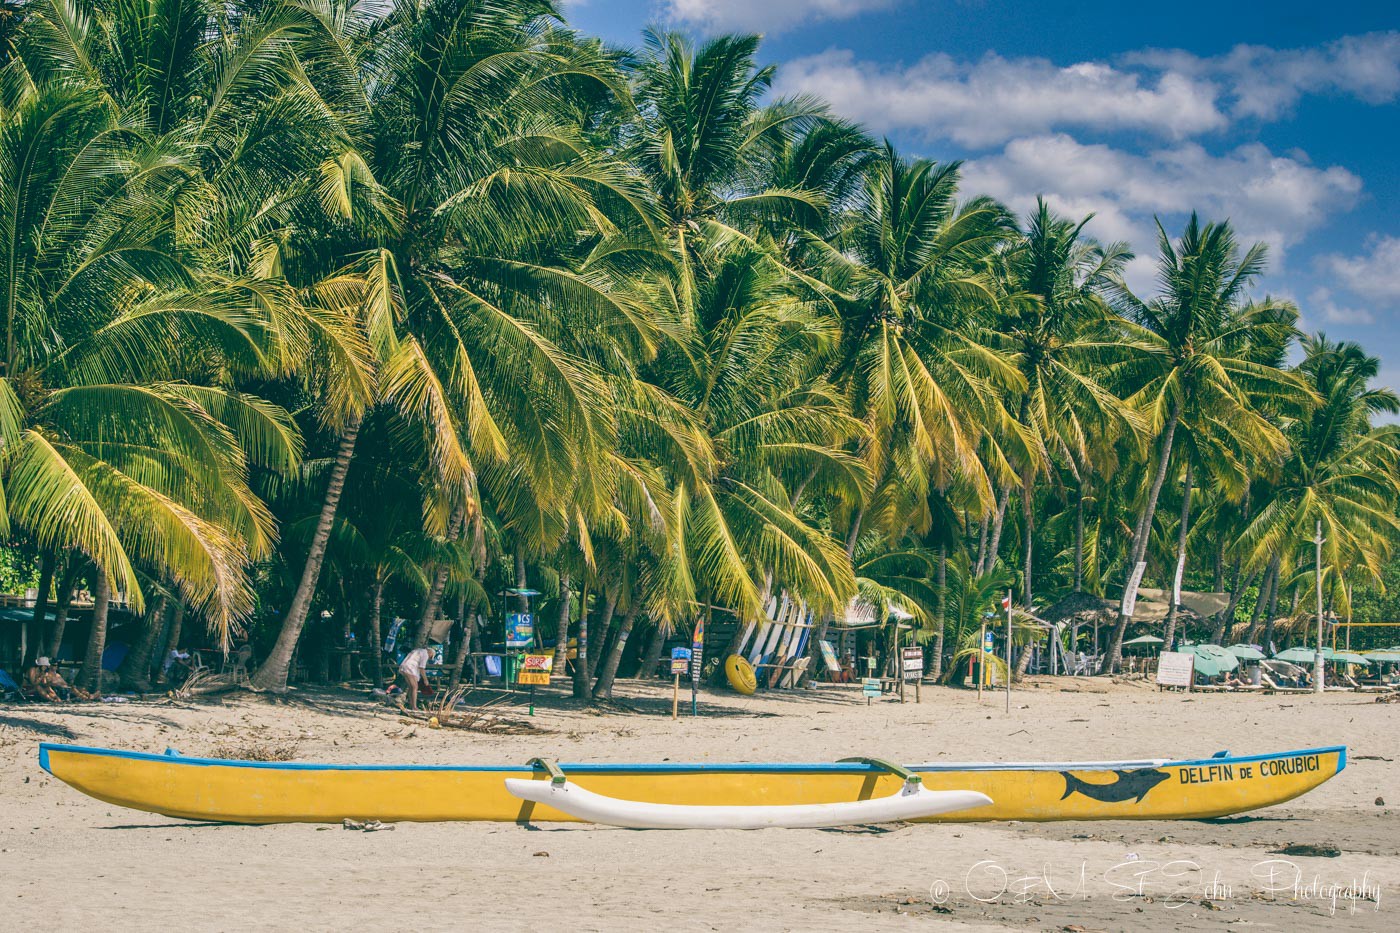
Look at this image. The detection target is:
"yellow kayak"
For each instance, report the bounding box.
[39,743,1344,825]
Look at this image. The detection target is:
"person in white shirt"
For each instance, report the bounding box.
[397,646,435,709]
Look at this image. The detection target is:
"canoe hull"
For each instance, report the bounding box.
[38,744,1345,825]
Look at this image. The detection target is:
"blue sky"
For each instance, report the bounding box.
[566,1,1400,389]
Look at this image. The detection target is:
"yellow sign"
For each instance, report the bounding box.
[517,654,553,686]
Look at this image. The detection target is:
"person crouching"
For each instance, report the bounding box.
[397,645,436,710]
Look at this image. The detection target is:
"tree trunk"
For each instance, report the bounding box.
[252,416,361,691]
[26,551,54,666]
[1020,476,1034,609]
[571,587,592,699]
[1262,560,1283,654]
[1101,403,1180,674]
[1211,569,1258,645]
[593,602,640,700]
[985,486,1011,574]
[1244,563,1273,644]
[550,573,573,674]
[1161,459,1194,652]
[80,573,112,693]
[584,587,618,688]
[930,544,947,679]
[1073,490,1085,593]
[45,562,80,658]
[638,622,666,680]
[449,608,474,691]
[413,504,466,649]
[367,580,386,688]
[118,596,167,690]
[155,603,185,684]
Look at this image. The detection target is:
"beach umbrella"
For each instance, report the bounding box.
[1330,651,1370,666]
[1273,647,1323,664]
[1122,635,1164,646]
[1181,644,1238,677]
[1226,644,1265,660]
[1363,650,1400,663]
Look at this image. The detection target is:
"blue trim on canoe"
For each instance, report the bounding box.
[37,742,1348,776]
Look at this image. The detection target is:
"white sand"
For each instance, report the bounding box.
[3,678,1398,931]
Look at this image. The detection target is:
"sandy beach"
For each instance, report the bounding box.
[3,680,1397,932]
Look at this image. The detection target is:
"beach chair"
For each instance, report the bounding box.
[1260,674,1309,695]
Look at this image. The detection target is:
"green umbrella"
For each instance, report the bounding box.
[1330,651,1371,666]
[1182,644,1239,677]
[1364,650,1400,663]
[1226,644,1266,660]
[1123,635,1165,646]
[1274,647,1325,664]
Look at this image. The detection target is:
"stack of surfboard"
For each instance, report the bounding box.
[729,593,812,690]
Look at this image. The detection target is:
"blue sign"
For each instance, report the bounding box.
[983,630,995,653]
[670,647,692,675]
[506,613,534,648]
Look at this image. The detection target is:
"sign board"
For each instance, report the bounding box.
[517,653,553,685]
[505,613,534,648]
[690,620,706,682]
[862,677,881,698]
[1121,561,1147,617]
[1171,552,1186,607]
[1156,651,1195,688]
[670,647,692,675]
[818,639,841,674]
[901,646,923,680]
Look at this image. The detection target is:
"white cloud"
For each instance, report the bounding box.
[664,0,897,35]
[776,50,1225,147]
[1130,31,1400,120]
[1309,288,1375,326]
[960,135,1363,290]
[775,32,1400,147]
[1320,236,1400,307]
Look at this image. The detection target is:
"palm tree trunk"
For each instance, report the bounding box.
[638,622,666,680]
[118,596,167,690]
[26,551,54,666]
[571,587,599,699]
[1020,477,1034,609]
[1073,490,1085,593]
[449,598,473,691]
[985,486,1011,573]
[975,520,989,574]
[367,580,386,688]
[1101,403,1180,673]
[413,504,466,649]
[80,573,112,693]
[1161,459,1194,651]
[155,602,185,684]
[550,573,573,673]
[593,601,640,700]
[585,587,618,686]
[1212,569,1258,645]
[45,561,80,658]
[252,416,361,691]
[930,544,947,679]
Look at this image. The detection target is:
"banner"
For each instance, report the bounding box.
[1121,561,1148,617]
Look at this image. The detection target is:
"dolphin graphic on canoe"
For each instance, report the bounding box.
[1060,768,1172,804]
[38,744,1344,826]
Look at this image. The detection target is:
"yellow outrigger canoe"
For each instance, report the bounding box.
[39,743,1344,826]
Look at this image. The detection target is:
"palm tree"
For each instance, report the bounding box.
[1099,216,1313,672]
[996,199,1136,612]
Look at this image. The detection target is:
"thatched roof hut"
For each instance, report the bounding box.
[1040,592,1114,626]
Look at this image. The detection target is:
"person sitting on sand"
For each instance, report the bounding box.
[43,663,97,701]
[397,645,436,710]
[25,659,61,701]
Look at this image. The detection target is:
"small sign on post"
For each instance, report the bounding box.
[516,653,553,685]
[505,613,534,648]
[901,646,923,703]
[862,677,880,706]
[1156,651,1195,690]
[670,647,691,720]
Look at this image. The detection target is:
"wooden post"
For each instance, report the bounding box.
[672,673,680,719]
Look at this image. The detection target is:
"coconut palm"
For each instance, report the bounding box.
[1098,216,1313,672]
